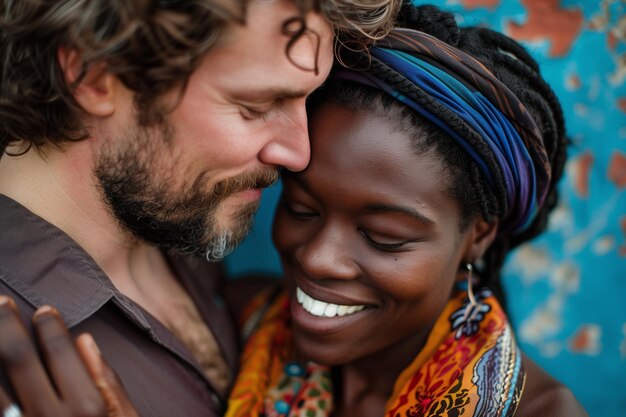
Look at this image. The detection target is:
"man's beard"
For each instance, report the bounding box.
[94,120,278,261]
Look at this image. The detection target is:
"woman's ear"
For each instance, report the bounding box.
[57,48,117,117]
[463,218,499,263]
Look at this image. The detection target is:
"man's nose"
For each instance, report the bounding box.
[258,102,310,172]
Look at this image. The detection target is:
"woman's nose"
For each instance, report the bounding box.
[295,224,359,281]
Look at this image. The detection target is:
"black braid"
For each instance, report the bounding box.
[309,5,567,307]
[396,2,459,46]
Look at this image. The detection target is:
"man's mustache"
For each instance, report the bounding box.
[210,168,279,199]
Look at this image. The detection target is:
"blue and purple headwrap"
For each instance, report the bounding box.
[334,28,551,238]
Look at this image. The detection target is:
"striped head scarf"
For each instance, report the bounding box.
[334,28,551,237]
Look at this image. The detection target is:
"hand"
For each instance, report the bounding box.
[0,296,139,417]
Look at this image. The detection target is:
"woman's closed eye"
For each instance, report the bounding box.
[359,229,420,252]
[283,197,317,218]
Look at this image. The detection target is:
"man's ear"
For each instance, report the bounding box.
[463,218,499,263]
[58,48,116,117]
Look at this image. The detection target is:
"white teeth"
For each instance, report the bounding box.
[296,287,366,318]
[324,304,338,317]
[311,300,327,316]
[303,295,313,312]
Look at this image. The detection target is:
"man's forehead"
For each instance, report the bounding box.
[216,0,333,50]
[201,0,333,101]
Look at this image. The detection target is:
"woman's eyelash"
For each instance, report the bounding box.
[359,230,412,251]
[283,199,316,217]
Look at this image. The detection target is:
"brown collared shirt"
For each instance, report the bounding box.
[0,194,239,416]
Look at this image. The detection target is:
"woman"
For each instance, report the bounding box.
[225,5,586,417]
[0,5,586,417]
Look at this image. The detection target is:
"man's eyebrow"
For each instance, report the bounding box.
[232,87,309,101]
[364,203,435,225]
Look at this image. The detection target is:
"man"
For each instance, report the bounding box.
[0,0,398,416]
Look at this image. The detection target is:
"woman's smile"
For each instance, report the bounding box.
[287,271,379,335]
[295,287,367,317]
[291,286,374,335]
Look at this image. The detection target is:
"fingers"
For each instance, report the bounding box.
[0,384,15,415]
[0,297,109,417]
[34,307,106,416]
[0,296,60,416]
[76,335,139,417]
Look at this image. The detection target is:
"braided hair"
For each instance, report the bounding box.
[307,4,567,304]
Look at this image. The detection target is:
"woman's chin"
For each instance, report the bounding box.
[293,333,354,367]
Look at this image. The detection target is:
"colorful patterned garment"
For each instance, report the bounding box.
[226,287,525,417]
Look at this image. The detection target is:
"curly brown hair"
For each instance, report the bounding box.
[0,0,400,155]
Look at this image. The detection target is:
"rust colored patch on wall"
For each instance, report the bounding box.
[572,151,594,199]
[458,0,501,10]
[506,0,584,57]
[607,150,626,188]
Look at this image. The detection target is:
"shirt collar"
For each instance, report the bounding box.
[0,194,115,327]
